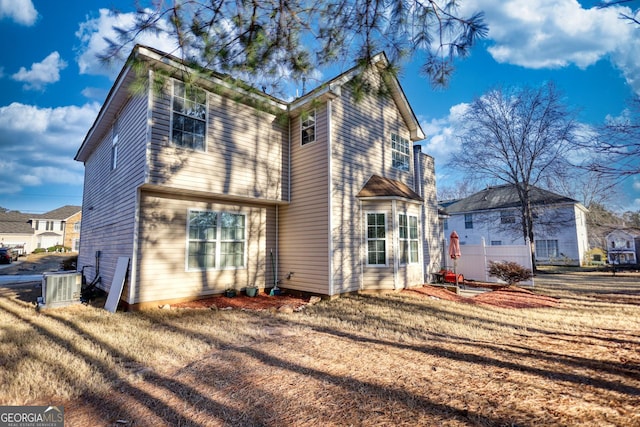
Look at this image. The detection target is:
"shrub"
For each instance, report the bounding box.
[488,261,533,286]
[32,248,46,254]
[47,245,70,253]
[61,256,78,271]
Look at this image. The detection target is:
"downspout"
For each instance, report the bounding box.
[359,199,364,290]
[392,199,398,290]
[327,100,334,296]
[413,146,425,283]
[129,68,154,304]
[275,205,278,285]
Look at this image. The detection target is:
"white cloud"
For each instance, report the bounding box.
[75,8,179,78]
[461,0,640,94]
[0,102,100,194]
[11,52,67,90]
[0,0,37,26]
[419,103,469,166]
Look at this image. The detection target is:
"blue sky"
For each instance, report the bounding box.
[0,0,638,214]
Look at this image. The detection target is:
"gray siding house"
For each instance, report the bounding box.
[75,45,441,309]
[441,185,589,266]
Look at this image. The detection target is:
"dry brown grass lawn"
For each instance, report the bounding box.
[1,271,639,426]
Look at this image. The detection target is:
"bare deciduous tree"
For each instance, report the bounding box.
[449,82,580,269]
[585,97,640,178]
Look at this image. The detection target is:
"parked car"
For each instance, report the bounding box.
[0,248,16,264]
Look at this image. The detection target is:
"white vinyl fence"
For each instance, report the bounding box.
[444,239,534,286]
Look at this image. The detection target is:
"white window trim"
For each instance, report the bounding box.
[366,211,388,267]
[300,109,316,146]
[185,209,247,272]
[391,133,410,172]
[399,213,420,265]
[170,79,208,151]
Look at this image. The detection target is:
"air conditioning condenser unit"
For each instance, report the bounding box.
[40,272,82,308]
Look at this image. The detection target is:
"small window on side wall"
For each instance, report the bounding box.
[301,110,316,145]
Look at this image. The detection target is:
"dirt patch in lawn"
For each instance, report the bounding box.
[405,285,560,309]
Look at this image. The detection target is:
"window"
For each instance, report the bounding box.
[46,221,53,231]
[367,213,386,265]
[187,210,245,270]
[73,239,80,252]
[464,214,473,229]
[500,210,515,224]
[74,222,81,232]
[391,133,410,171]
[491,241,502,246]
[172,80,207,150]
[536,239,559,259]
[443,218,448,230]
[111,118,119,170]
[399,214,419,264]
[301,110,316,145]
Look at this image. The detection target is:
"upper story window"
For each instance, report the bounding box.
[111,117,119,170]
[366,213,386,265]
[172,80,207,151]
[74,222,81,232]
[399,214,419,264]
[500,210,515,224]
[391,133,410,171]
[464,213,473,229]
[301,110,316,145]
[187,210,246,271]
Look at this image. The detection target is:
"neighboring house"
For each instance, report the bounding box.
[29,205,82,251]
[0,211,33,254]
[606,229,640,264]
[0,206,82,253]
[441,185,589,266]
[74,45,442,309]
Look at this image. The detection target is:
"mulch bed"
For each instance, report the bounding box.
[171,291,312,311]
[171,285,559,311]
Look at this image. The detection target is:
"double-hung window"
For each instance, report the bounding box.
[172,80,207,150]
[536,239,558,259]
[187,210,245,270]
[301,110,316,145]
[464,213,473,229]
[391,133,410,171]
[366,213,386,265]
[500,210,515,224]
[399,214,419,264]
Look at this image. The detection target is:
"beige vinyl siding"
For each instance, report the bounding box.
[148,81,288,202]
[417,152,442,280]
[330,75,418,292]
[278,104,330,294]
[134,191,275,304]
[78,92,149,294]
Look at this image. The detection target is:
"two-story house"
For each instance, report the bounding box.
[606,229,640,264]
[30,205,82,251]
[74,45,441,309]
[0,206,81,254]
[441,184,589,266]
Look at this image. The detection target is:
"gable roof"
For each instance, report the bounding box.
[76,45,425,163]
[442,184,581,214]
[357,175,423,202]
[0,211,33,234]
[37,205,82,220]
[290,52,425,141]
